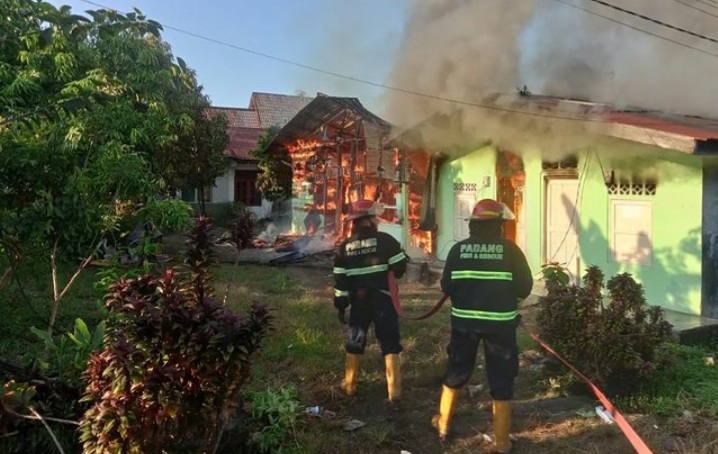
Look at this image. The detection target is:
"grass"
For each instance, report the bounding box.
[3,259,718,453]
[217,264,718,454]
[0,259,104,363]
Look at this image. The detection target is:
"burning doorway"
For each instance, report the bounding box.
[496,151,526,251]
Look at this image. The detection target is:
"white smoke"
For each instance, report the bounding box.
[384,0,718,152]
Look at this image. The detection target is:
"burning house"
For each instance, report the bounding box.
[262,94,435,258]
[393,93,718,319]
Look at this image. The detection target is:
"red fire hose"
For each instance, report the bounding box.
[387,271,448,320]
[387,271,654,453]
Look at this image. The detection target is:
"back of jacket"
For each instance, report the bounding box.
[333,229,407,298]
[441,235,533,331]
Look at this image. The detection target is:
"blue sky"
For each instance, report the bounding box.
[49,0,408,114]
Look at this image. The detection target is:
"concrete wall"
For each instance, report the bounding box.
[211,168,234,203]
[435,141,704,316]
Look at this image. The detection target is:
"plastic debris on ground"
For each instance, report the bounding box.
[575,407,597,418]
[595,406,615,424]
[481,434,518,443]
[343,419,366,432]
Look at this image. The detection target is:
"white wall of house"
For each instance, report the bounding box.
[211,168,234,203]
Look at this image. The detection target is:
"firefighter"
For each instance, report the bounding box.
[333,199,408,407]
[432,198,533,453]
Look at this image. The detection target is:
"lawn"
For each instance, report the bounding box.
[218,264,718,454]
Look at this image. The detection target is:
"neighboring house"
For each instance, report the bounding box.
[182,92,313,219]
[395,94,718,318]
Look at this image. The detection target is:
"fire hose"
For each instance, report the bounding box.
[386,271,655,454]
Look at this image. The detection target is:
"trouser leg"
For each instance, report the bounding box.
[484,329,519,453]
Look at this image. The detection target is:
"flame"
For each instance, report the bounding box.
[287,139,322,153]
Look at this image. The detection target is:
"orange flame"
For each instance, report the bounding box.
[287,139,322,153]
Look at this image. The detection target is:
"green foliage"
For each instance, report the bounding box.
[251,125,291,202]
[248,386,301,454]
[618,343,718,417]
[537,265,673,396]
[0,0,228,326]
[136,197,193,232]
[79,216,272,453]
[540,261,570,292]
[29,318,104,387]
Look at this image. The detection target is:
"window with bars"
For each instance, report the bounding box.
[607,183,657,196]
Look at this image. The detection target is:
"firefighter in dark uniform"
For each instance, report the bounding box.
[333,199,408,405]
[432,199,533,453]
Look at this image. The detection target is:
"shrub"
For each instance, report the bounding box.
[79,216,272,453]
[537,265,673,396]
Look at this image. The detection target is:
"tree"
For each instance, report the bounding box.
[251,125,292,202]
[0,1,226,334]
[156,94,229,214]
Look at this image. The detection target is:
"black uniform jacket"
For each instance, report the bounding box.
[333,228,408,306]
[441,234,533,331]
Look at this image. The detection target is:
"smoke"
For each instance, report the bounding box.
[292,0,406,114]
[385,0,718,154]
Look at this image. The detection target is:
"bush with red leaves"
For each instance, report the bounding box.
[79,216,271,453]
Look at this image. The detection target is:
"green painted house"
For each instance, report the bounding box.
[398,96,718,319]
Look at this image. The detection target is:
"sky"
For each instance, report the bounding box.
[48,0,408,115]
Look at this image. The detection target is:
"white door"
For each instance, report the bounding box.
[454,191,476,240]
[545,179,580,272]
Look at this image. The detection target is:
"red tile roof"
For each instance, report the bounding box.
[206,92,314,161]
[249,92,314,128]
[226,127,265,161]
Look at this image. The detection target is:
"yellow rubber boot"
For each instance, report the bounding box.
[493,399,513,453]
[341,353,360,396]
[431,385,458,440]
[385,354,402,403]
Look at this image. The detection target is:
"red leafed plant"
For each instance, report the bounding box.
[230,210,255,265]
[78,216,271,453]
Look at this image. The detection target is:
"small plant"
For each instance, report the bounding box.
[230,210,255,265]
[30,318,104,387]
[248,386,301,454]
[540,261,570,292]
[184,215,217,301]
[537,265,673,396]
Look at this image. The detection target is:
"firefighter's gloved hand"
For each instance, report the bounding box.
[337,308,347,325]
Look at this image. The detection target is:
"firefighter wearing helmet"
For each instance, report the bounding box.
[333,199,408,407]
[432,199,533,453]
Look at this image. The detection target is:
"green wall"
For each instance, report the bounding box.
[574,144,703,315]
[434,141,704,315]
[436,145,497,261]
